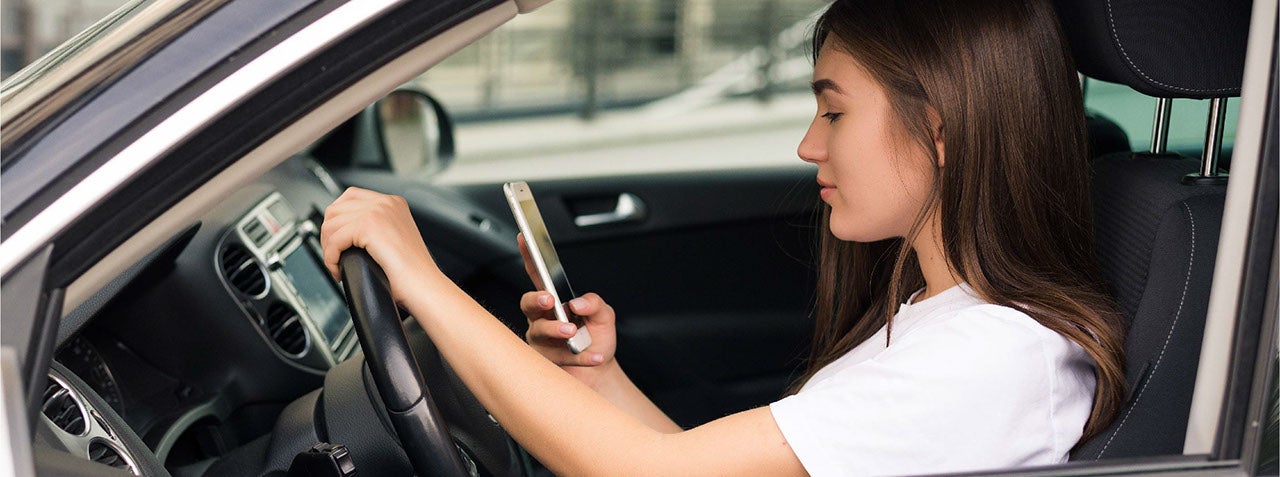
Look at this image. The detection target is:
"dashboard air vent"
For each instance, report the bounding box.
[220,244,267,297]
[265,302,308,356]
[42,377,87,435]
[88,441,135,474]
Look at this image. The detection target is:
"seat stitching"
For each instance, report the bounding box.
[1094,202,1196,459]
[1102,0,1235,94]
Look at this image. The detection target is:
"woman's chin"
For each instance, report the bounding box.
[827,221,894,243]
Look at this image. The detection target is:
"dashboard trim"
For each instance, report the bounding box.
[214,192,358,373]
[44,368,140,475]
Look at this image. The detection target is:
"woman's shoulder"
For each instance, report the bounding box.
[900,283,1075,340]
[886,298,1089,369]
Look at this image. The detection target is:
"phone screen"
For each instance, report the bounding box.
[517,196,576,302]
[504,183,589,337]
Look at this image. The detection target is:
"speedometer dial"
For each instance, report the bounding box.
[56,335,125,417]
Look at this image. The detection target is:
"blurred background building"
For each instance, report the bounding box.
[0,0,1236,182]
[416,0,825,120]
[2,0,826,120]
[1,0,127,78]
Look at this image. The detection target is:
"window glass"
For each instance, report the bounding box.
[407,0,828,184]
[1084,79,1241,155]
[1,0,149,80]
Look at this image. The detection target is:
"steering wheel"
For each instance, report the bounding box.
[339,249,519,477]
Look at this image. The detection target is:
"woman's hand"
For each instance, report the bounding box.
[518,236,618,384]
[320,187,438,305]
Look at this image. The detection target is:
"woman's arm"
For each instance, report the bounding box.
[520,289,683,434]
[583,361,685,434]
[321,189,805,476]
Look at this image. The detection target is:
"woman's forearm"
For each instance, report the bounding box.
[403,270,666,475]
[585,361,683,433]
[401,269,804,476]
[320,189,802,475]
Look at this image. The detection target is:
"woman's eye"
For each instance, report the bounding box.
[821,112,843,123]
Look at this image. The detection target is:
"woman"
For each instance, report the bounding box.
[320,0,1126,474]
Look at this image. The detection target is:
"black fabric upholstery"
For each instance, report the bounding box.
[1072,152,1227,459]
[1086,112,1132,158]
[1052,0,1252,99]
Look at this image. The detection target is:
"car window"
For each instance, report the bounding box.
[405,0,827,185]
[1083,78,1241,156]
[0,0,164,103]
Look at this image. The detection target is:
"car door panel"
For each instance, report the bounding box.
[359,167,821,427]
[335,166,818,426]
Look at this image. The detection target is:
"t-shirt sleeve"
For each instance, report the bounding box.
[769,308,1074,476]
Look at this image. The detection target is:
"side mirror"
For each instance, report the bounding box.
[373,88,455,176]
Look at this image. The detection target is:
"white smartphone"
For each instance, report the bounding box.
[503,181,593,354]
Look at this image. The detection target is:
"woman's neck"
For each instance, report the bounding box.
[910,210,961,301]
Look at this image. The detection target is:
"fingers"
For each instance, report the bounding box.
[520,290,555,318]
[321,218,363,281]
[535,348,608,367]
[517,234,543,287]
[565,293,614,324]
[521,291,614,326]
[319,187,418,282]
[525,318,607,366]
[321,188,370,279]
[526,316,580,344]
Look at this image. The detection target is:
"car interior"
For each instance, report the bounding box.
[9,0,1276,476]
[1058,0,1249,460]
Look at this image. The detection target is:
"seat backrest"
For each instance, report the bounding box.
[1076,153,1226,458]
[1049,0,1253,460]
[1085,113,1131,159]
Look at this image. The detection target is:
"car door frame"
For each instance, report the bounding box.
[0,0,519,474]
[0,0,1274,476]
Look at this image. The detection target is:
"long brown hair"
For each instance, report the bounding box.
[789,0,1127,443]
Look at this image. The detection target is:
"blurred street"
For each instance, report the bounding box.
[2,0,1236,182]
[440,92,815,184]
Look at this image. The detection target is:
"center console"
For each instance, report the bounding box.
[216,192,357,371]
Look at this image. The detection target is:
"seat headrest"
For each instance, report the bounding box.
[1052,0,1253,99]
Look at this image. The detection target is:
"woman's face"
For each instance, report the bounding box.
[798,43,938,243]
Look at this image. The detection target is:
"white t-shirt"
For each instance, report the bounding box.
[769,283,1097,476]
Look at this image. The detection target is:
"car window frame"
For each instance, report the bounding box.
[0,0,223,160]
[1,0,1274,475]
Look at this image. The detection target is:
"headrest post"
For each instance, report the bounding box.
[1150,98,1172,154]
[1181,97,1230,185]
[1201,98,1228,177]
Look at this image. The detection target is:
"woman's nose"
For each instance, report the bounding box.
[797,120,827,164]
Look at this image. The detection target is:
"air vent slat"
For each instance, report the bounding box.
[51,404,82,429]
[42,378,87,436]
[88,441,132,472]
[219,244,268,297]
[264,302,307,356]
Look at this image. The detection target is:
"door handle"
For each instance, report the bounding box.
[573,193,646,227]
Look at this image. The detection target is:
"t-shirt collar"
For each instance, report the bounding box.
[898,282,973,315]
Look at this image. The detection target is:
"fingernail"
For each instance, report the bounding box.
[590,353,604,365]
[537,294,551,307]
[569,298,586,312]
[559,323,576,335]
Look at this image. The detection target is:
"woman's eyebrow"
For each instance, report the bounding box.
[811,78,843,96]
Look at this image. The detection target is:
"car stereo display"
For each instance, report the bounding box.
[280,243,350,345]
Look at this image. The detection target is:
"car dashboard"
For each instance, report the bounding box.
[42,155,363,473]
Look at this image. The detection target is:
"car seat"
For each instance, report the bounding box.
[1086,112,1131,159]
[1050,0,1254,459]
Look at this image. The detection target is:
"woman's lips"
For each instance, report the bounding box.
[817,179,835,201]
